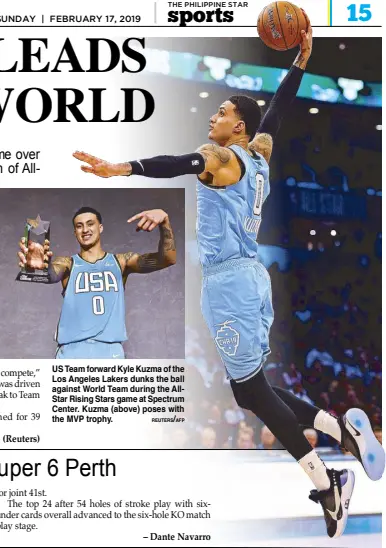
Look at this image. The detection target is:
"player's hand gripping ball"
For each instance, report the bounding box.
[257,1,309,51]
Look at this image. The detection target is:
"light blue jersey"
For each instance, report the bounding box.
[196,144,270,267]
[56,253,127,345]
[198,145,273,382]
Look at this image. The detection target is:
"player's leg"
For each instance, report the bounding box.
[203,263,335,478]
[271,385,385,481]
[272,386,341,439]
[201,261,354,538]
[202,263,320,469]
[231,368,355,538]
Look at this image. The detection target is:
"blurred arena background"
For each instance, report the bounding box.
[143,37,382,546]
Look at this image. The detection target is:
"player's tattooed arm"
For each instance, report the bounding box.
[196,143,240,186]
[118,211,176,274]
[74,144,238,184]
[248,133,273,164]
[197,143,232,168]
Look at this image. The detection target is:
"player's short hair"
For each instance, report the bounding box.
[228,95,262,142]
[72,207,102,226]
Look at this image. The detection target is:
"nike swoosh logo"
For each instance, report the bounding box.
[326,485,341,521]
[112,354,121,358]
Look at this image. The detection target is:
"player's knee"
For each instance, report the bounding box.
[231,368,271,413]
[230,379,254,411]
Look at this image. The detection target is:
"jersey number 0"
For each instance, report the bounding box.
[93,295,105,315]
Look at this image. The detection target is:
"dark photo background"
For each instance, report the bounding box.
[0,188,185,359]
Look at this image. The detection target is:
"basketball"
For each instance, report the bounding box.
[257,2,308,51]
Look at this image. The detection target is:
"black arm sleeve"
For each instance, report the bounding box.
[258,65,305,138]
[129,153,206,178]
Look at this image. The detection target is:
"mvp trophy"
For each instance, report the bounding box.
[16,215,51,284]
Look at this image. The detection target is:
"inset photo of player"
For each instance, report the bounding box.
[0,188,184,359]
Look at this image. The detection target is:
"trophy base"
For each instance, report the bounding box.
[16,271,50,284]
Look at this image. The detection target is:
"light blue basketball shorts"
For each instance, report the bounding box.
[56,340,125,359]
[201,258,274,382]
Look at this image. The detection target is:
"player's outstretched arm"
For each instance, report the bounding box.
[249,13,313,164]
[117,210,176,274]
[17,237,71,284]
[73,145,238,186]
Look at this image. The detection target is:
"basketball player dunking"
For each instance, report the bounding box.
[73,25,384,537]
[17,207,176,359]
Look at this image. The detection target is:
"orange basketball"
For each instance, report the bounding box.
[257,1,308,51]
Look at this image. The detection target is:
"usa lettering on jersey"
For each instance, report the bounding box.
[74,271,118,293]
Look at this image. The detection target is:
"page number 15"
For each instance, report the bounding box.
[347,4,372,21]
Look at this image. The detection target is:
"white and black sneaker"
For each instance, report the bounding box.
[338,408,385,481]
[309,468,355,538]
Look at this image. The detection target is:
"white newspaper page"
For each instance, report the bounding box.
[0,1,383,546]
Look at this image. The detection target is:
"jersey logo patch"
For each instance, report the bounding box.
[244,216,261,234]
[215,321,240,357]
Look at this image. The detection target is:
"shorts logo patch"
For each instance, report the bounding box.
[215,320,239,357]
